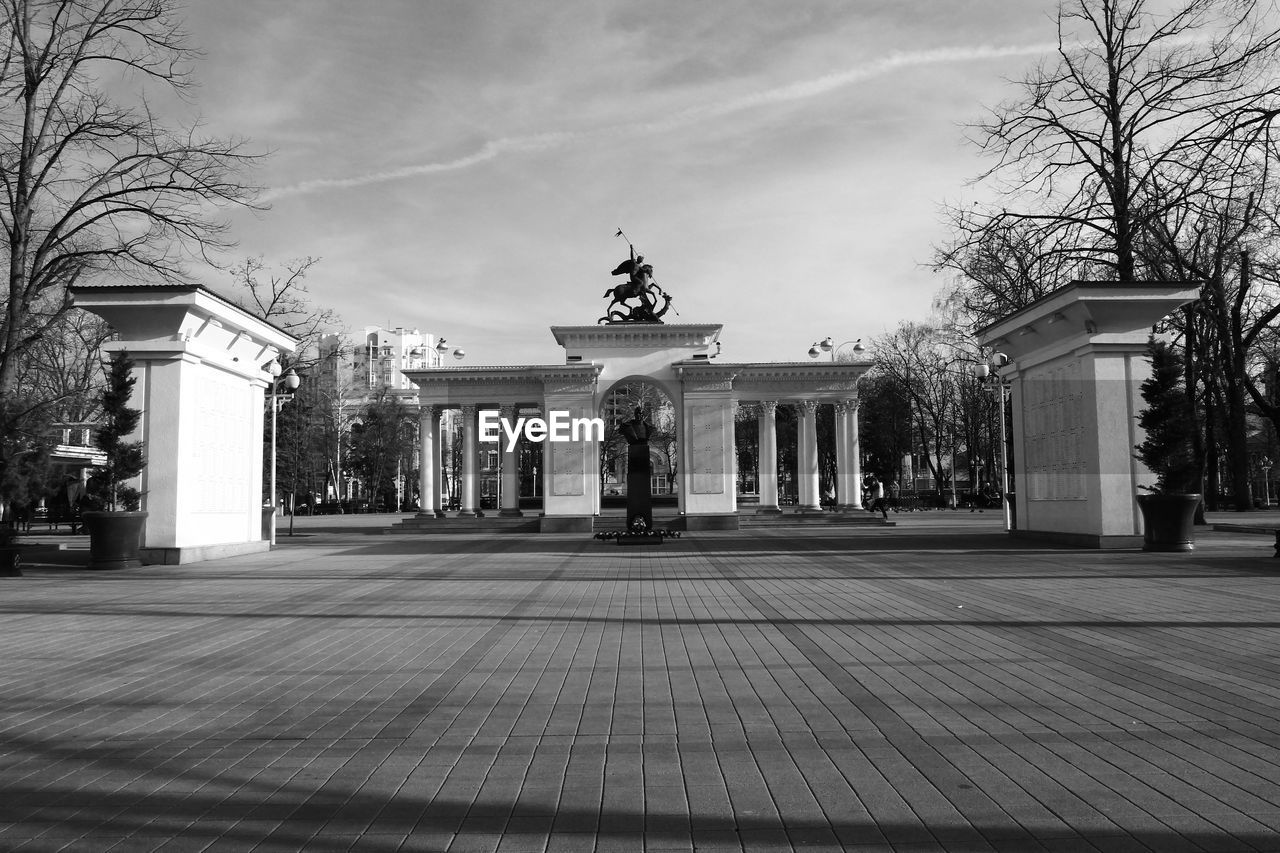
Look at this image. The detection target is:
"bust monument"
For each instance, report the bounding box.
[619,406,655,532]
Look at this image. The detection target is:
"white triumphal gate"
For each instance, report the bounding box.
[404,323,871,532]
[64,280,1201,560]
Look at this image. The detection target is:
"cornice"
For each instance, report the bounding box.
[551,323,723,349]
[728,362,871,381]
[403,364,602,385]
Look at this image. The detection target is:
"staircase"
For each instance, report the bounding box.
[388,514,539,534]
[739,510,892,528]
[388,508,893,534]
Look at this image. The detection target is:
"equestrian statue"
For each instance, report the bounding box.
[599,229,676,324]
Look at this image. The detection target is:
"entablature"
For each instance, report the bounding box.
[404,363,604,407]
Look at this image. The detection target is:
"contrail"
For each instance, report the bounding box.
[260,132,576,201]
[690,43,1059,121]
[263,42,1054,202]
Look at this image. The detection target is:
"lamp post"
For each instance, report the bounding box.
[973,355,1011,531]
[432,339,466,513]
[808,336,866,361]
[265,360,301,546]
[805,337,869,509]
[435,338,467,362]
[1261,456,1273,508]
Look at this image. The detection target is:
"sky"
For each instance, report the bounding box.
[176,0,1064,366]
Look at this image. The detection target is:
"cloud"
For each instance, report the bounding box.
[262,42,1054,202]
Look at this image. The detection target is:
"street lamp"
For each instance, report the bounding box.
[435,338,467,361]
[808,336,866,361]
[973,355,1011,531]
[265,359,301,546]
[1261,456,1273,508]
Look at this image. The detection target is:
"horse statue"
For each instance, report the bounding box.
[599,248,674,324]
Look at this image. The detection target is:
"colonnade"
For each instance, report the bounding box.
[416,403,531,518]
[752,398,862,513]
[416,395,864,518]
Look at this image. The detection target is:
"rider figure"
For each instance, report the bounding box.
[603,242,672,323]
[631,261,658,317]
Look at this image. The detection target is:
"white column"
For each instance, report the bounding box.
[499,404,522,516]
[541,417,554,506]
[797,400,820,512]
[836,397,863,510]
[730,401,739,511]
[848,395,863,509]
[834,401,849,510]
[417,405,437,518]
[458,404,478,517]
[756,401,781,513]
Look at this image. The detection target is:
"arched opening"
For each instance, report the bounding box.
[598,379,679,508]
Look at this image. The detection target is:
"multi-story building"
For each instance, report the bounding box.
[318,325,445,396]
[314,326,473,509]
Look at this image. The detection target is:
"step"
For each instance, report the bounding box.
[740,512,893,527]
[388,515,540,534]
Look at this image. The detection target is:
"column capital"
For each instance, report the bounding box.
[796,400,818,415]
[459,403,478,417]
[835,395,859,414]
[759,400,778,416]
[499,403,519,420]
[419,404,439,420]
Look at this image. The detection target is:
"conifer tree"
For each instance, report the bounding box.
[85,353,145,512]
[1135,339,1199,494]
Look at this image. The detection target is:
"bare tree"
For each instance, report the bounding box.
[15,308,112,423]
[223,256,350,508]
[1139,103,1280,508]
[0,0,258,502]
[345,388,414,512]
[960,0,1280,284]
[938,0,1280,510]
[933,214,1102,326]
[872,322,968,500]
[225,256,341,370]
[312,360,360,503]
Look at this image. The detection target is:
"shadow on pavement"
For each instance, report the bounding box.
[1,739,1273,853]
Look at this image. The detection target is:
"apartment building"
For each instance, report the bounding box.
[318,325,444,396]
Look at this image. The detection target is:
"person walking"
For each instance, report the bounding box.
[866,475,888,519]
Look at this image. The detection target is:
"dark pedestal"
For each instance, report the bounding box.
[625,444,653,534]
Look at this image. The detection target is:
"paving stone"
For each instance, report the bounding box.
[3,519,1279,851]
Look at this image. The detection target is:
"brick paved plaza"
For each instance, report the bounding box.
[2,516,1279,852]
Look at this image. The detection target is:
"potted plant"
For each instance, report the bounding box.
[1134,338,1202,552]
[80,351,147,569]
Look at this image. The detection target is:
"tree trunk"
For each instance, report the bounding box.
[1184,308,1207,524]
[1205,387,1220,511]
[1223,374,1253,511]
[1204,272,1254,511]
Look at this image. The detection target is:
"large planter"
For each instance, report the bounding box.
[81,511,148,570]
[1136,493,1201,552]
